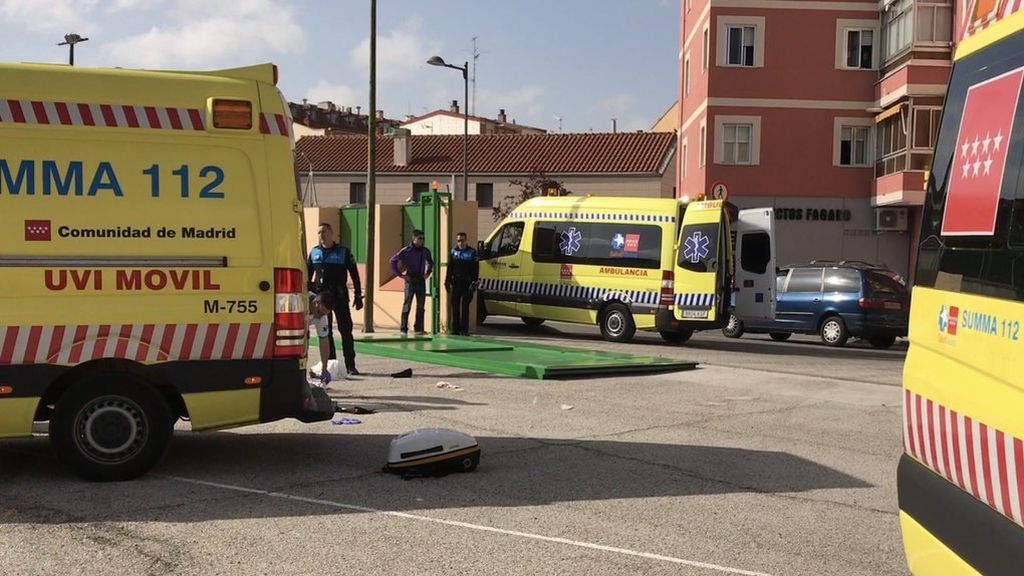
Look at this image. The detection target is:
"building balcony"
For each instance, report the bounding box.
[873,169,926,207]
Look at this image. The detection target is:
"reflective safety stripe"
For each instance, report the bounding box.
[0,99,204,131]
[0,324,273,366]
[508,211,675,223]
[905,389,1024,528]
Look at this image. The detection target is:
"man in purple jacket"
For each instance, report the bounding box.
[390,229,434,335]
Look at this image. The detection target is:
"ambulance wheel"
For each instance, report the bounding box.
[819,316,849,347]
[476,297,488,325]
[722,312,744,338]
[50,375,173,482]
[660,329,693,344]
[521,317,546,327]
[460,453,480,473]
[600,304,636,342]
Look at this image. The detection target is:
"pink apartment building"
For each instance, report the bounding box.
[678,0,959,278]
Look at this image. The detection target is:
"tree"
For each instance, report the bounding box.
[493,170,572,222]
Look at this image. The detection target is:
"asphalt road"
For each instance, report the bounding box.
[0,322,908,576]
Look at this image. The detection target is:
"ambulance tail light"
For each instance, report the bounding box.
[274,268,307,358]
[212,99,253,130]
[660,270,675,307]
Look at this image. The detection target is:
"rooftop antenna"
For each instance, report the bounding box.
[471,37,480,116]
[553,115,563,133]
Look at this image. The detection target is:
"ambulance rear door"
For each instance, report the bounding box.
[733,208,776,321]
[672,201,729,327]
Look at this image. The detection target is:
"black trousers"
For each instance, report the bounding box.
[448,280,474,335]
[326,296,356,370]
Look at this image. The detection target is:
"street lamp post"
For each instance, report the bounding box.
[57,33,89,66]
[426,56,469,202]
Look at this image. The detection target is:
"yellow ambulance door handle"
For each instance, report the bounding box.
[508,264,520,269]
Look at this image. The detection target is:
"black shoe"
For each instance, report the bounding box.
[347,367,361,376]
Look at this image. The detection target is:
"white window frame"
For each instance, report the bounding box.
[714,115,762,166]
[915,1,953,45]
[699,119,707,168]
[702,24,710,72]
[717,16,765,68]
[833,117,874,167]
[681,138,689,180]
[684,53,691,97]
[835,20,880,70]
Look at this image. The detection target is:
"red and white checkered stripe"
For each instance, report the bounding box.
[904,390,1024,528]
[960,0,1023,41]
[0,99,205,131]
[259,113,291,138]
[0,324,274,366]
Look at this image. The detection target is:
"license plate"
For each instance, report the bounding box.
[681,310,709,319]
[884,302,901,310]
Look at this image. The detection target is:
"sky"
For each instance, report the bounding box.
[0,0,679,133]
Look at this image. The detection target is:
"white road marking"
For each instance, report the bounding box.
[162,474,780,576]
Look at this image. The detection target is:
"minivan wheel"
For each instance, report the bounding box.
[820,316,849,347]
[868,335,897,349]
[600,304,636,343]
[660,329,693,344]
[769,332,791,342]
[50,374,173,482]
[722,312,744,338]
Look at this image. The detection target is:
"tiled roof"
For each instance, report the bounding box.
[295,132,676,175]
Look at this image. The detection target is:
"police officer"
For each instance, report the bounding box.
[308,222,363,377]
[445,231,478,336]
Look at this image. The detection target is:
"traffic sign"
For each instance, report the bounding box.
[710,181,729,200]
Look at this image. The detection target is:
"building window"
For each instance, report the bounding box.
[682,140,688,179]
[349,182,366,204]
[722,124,753,164]
[702,26,710,71]
[912,108,942,149]
[882,0,913,62]
[412,182,430,203]
[684,54,691,96]
[845,29,874,69]
[699,122,706,167]
[476,182,493,208]
[876,114,908,176]
[840,126,871,166]
[916,2,953,43]
[715,115,761,165]
[726,26,755,66]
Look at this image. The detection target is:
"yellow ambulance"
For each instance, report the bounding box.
[477,195,775,343]
[0,62,333,481]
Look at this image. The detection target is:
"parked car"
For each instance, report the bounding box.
[722,261,909,348]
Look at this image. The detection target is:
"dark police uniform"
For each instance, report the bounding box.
[308,242,362,373]
[445,244,478,336]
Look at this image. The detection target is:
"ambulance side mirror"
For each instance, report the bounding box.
[477,240,490,259]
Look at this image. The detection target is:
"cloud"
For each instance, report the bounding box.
[349,17,442,83]
[1,0,100,33]
[304,80,362,110]
[477,85,545,120]
[100,0,306,69]
[595,94,637,115]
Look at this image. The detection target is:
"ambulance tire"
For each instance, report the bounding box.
[476,297,488,325]
[521,317,546,327]
[50,375,173,482]
[660,329,693,344]
[600,304,636,342]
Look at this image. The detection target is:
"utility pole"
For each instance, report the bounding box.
[364,0,377,332]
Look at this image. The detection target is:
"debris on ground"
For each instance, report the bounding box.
[331,418,362,425]
[560,404,574,411]
[435,381,463,391]
[391,368,413,379]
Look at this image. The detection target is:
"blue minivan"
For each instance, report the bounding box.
[723,261,909,348]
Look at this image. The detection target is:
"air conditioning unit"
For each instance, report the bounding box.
[875,207,908,231]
